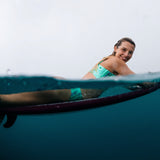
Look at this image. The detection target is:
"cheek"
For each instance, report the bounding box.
[116,50,123,56]
[117,49,123,54]
[115,53,121,58]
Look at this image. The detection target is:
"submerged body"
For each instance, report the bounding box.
[71,40,135,101]
[70,57,117,101]
[0,38,136,107]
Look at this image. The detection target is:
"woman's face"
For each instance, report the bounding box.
[114,41,135,62]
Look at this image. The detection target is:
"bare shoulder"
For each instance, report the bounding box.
[106,56,125,64]
[101,56,125,71]
[100,55,134,75]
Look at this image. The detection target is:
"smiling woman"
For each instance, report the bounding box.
[0,37,136,106]
[83,37,135,79]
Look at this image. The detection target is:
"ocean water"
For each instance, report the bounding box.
[0,73,160,160]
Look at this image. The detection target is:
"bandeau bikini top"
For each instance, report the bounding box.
[89,58,115,78]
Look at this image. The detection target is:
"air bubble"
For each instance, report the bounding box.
[57,81,62,86]
[23,81,27,86]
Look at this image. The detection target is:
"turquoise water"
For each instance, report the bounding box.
[1,90,160,159]
[1,72,160,94]
[0,73,160,159]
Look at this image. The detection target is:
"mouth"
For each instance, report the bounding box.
[122,58,128,62]
[120,56,128,62]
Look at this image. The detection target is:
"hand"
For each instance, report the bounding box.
[126,82,156,91]
[137,82,157,89]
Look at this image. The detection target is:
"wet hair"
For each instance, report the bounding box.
[112,37,136,55]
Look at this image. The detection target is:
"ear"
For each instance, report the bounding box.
[114,46,118,52]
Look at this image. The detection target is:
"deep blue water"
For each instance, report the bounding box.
[1,89,160,160]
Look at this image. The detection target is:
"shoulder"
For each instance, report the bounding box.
[107,55,125,64]
[101,55,125,70]
[101,55,134,75]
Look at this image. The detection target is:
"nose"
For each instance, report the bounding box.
[124,51,130,57]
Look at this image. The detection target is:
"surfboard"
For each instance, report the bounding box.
[0,72,160,128]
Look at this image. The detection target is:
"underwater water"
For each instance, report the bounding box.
[1,89,160,160]
[0,73,160,160]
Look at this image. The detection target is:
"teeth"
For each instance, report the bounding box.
[120,56,127,61]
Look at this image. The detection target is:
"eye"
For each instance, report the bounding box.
[122,48,126,52]
[129,51,133,55]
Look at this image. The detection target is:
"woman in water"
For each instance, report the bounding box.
[0,37,136,106]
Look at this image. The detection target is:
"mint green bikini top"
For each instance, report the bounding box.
[89,59,115,78]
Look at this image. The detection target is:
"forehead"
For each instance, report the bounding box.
[120,41,135,51]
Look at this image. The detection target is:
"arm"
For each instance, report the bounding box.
[100,56,135,76]
[102,57,156,90]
